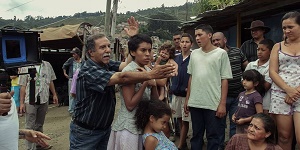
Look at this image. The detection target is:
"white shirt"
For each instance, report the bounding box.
[0,98,19,150]
[187,47,232,110]
[245,59,272,84]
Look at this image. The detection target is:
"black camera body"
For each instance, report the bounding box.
[0,27,42,72]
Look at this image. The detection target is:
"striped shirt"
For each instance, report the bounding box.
[226,46,247,98]
[240,39,258,62]
[73,58,121,130]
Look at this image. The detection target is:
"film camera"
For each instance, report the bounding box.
[0,27,42,115]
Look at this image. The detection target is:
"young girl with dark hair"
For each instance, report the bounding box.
[135,99,177,150]
[232,69,264,133]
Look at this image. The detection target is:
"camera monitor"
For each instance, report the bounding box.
[2,35,26,64]
[0,29,41,69]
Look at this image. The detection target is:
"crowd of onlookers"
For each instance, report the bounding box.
[163,11,300,150]
[0,11,299,150]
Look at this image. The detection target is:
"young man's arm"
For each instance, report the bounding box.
[62,69,69,79]
[49,81,58,105]
[240,50,249,70]
[62,58,72,78]
[19,68,28,113]
[184,75,192,114]
[242,60,249,70]
[216,79,228,118]
[20,85,26,113]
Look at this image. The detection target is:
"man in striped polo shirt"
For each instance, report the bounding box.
[240,20,270,62]
[212,32,249,150]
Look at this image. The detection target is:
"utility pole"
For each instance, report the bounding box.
[111,0,119,61]
[104,0,112,36]
[111,0,118,38]
[185,0,188,21]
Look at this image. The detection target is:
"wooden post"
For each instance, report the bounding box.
[81,25,87,60]
[237,13,241,48]
[104,0,112,36]
[111,0,118,38]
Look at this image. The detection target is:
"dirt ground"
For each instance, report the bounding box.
[18,92,231,150]
[18,104,71,150]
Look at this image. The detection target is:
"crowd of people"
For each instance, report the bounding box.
[0,11,299,150]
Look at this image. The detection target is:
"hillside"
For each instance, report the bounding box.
[0,3,194,30]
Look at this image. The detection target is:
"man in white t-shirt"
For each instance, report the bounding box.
[0,91,51,150]
[184,24,232,150]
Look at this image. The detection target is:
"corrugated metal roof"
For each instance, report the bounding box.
[181,0,300,30]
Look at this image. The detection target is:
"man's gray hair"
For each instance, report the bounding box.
[86,34,106,57]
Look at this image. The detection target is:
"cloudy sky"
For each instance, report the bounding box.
[0,0,188,20]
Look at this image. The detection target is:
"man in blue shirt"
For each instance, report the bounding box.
[69,20,175,150]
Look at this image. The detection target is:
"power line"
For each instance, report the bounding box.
[95,15,105,27]
[134,12,184,22]
[36,16,73,29]
[6,0,35,12]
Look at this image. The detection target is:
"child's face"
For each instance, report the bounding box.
[180,37,192,52]
[257,44,271,61]
[242,79,257,91]
[159,49,170,61]
[150,114,170,133]
[131,42,152,67]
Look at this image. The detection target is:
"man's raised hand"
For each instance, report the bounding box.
[124,16,139,37]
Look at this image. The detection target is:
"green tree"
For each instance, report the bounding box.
[210,0,242,9]
[24,15,34,22]
[139,25,149,34]
[192,0,242,14]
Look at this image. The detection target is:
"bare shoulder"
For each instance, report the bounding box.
[144,135,158,143]
[272,42,281,50]
[144,135,158,150]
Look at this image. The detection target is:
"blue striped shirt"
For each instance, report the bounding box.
[73,58,121,130]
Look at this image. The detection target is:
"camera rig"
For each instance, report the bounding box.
[0,27,42,115]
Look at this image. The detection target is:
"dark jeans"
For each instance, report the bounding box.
[190,107,222,150]
[69,122,111,150]
[219,96,238,149]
